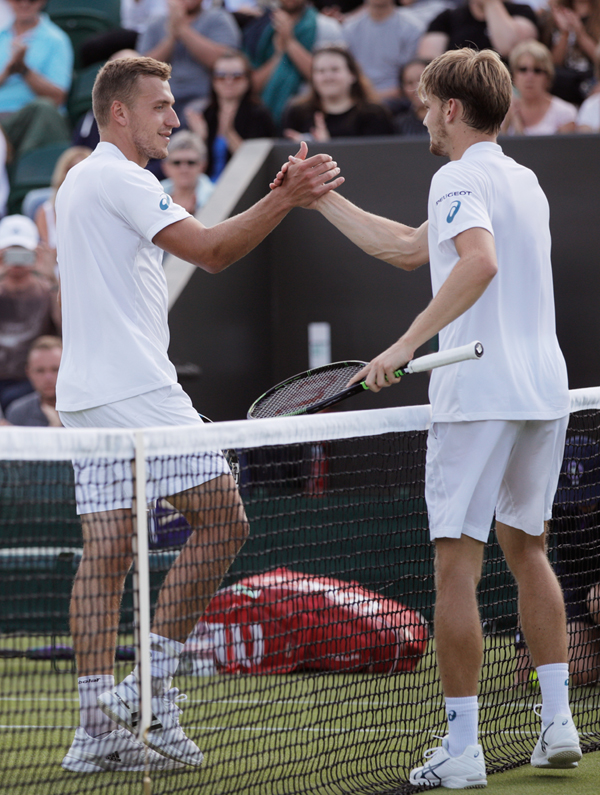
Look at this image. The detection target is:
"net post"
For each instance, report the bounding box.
[132,431,153,751]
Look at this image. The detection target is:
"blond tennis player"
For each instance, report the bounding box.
[273,47,580,789]
[57,56,343,773]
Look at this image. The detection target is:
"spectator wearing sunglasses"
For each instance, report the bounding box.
[161,130,214,214]
[501,40,578,134]
[186,51,276,182]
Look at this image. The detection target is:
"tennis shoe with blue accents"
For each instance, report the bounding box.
[409,737,487,789]
[530,710,582,769]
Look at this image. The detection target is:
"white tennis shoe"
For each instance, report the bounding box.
[98,680,203,767]
[61,726,185,773]
[530,710,582,769]
[409,737,487,789]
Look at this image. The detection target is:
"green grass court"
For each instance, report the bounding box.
[1,633,599,794]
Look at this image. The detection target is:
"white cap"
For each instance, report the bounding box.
[0,215,39,250]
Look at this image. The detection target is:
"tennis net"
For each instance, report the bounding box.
[1,388,599,794]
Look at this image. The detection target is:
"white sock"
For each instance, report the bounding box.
[78,675,117,738]
[445,696,479,757]
[129,633,185,696]
[536,663,571,726]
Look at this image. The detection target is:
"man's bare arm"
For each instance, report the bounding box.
[317,191,429,271]
[417,32,449,61]
[154,148,344,272]
[483,0,537,57]
[350,226,497,391]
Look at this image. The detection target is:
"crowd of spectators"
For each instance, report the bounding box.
[0,0,599,422]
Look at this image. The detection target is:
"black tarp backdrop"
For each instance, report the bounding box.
[168,135,600,421]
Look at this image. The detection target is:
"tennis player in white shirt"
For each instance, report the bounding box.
[272,47,581,789]
[56,56,343,773]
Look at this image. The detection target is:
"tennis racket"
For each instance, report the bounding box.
[248,341,484,419]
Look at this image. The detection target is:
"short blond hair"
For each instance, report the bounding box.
[92,57,172,129]
[509,40,555,83]
[419,48,512,135]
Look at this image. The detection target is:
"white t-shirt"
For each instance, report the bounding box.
[427,141,569,422]
[577,91,600,131]
[55,142,190,412]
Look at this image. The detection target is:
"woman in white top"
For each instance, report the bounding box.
[577,40,600,130]
[501,40,578,135]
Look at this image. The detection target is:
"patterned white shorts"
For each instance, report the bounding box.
[59,384,230,514]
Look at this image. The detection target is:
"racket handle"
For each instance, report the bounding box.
[398,341,484,376]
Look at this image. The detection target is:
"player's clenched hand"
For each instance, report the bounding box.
[269,142,344,207]
[279,156,343,208]
[269,141,307,190]
[347,340,415,392]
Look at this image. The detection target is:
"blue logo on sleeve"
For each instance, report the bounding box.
[159,195,172,211]
[446,200,461,223]
[447,710,457,721]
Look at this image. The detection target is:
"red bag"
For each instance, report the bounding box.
[204,567,428,675]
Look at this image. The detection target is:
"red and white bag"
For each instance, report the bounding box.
[204,567,428,675]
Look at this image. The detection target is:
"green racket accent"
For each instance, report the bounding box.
[248,342,484,419]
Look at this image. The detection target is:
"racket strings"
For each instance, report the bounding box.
[250,363,365,418]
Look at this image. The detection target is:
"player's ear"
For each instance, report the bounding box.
[446,98,462,123]
[111,100,128,127]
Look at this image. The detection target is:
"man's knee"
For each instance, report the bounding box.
[434,536,484,591]
[496,521,548,579]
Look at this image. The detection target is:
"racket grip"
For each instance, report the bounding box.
[399,341,484,375]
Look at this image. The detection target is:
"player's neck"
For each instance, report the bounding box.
[99,131,149,168]
[448,130,497,161]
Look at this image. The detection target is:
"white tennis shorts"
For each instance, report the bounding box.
[59,384,230,515]
[425,416,569,542]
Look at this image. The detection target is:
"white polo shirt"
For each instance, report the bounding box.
[427,141,569,422]
[55,142,190,412]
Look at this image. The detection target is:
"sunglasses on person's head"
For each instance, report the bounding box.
[516,66,546,75]
[213,71,246,81]
[169,159,200,167]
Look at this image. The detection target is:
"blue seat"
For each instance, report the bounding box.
[8,143,70,215]
[46,2,121,68]
[67,61,104,126]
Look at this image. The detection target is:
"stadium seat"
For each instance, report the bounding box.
[8,142,71,215]
[46,1,121,68]
[21,187,53,221]
[67,61,104,126]
[46,0,121,28]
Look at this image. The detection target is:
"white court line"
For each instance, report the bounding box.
[0,695,597,713]
[0,724,535,736]
[0,696,550,710]
[1,723,597,739]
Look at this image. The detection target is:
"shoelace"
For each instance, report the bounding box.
[164,687,188,717]
[422,735,447,759]
[533,704,543,719]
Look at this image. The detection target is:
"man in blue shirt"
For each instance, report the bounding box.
[0,1,73,157]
